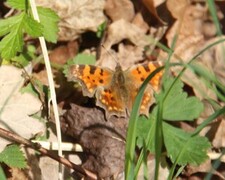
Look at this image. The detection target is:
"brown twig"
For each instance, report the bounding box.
[0,127,97,179]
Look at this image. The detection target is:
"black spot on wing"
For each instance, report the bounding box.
[137,67,142,74]
[100,69,104,76]
[143,65,150,72]
[89,66,97,74]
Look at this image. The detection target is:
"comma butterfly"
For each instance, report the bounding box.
[68,62,163,119]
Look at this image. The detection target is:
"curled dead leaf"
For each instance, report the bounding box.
[104,0,135,22]
[36,0,106,40]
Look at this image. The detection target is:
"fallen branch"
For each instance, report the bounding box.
[0,127,97,179]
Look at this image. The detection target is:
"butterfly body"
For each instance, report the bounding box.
[68,62,163,119]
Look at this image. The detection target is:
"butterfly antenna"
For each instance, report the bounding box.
[101,44,119,65]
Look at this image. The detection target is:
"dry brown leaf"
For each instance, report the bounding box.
[142,0,165,24]
[166,3,205,50]
[211,118,225,148]
[183,158,225,179]
[97,19,150,68]
[36,0,106,40]
[0,66,45,151]
[162,3,225,100]
[97,43,145,70]
[49,41,78,65]
[166,0,189,20]
[137,156,169,179]
[103,19,148,49]
[104,0,135,22]
[132,12,149,33]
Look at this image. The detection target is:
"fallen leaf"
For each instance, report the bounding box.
[137,156,169,179]
[142,0,165,24]
[0,65,45,151]
[104,0,135,22]
[36,0,106,40]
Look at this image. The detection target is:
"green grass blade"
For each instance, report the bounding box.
[125,66,164,179]
[207,0,222,36]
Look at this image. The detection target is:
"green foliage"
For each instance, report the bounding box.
[37,7,59,43]
[160,78,204,121]
[0,165,6,180]
[125,66,164,179]
[0,12,42,60]
[72,53,96,65]
[136,115,155,152]
[0,0,59,61]
[6,0,27,10]
[163,122,210,166]
[20,78,49,103]
[96,21,107,38]
[132,75,210,179]
[0,145,27,168]
[7,45,36,67]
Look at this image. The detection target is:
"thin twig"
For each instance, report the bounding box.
[0,127,97,179]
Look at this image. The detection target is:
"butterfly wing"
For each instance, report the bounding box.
[129,62,163,91]
[68,64,113,97]
[69,64,127,119]
[125,62,163,116]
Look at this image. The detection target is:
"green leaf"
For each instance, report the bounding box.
[10,45,37,67]
[72,53,96,65]
[23,14,43,37]
[0,14,24,37]
[0,13,25,60]
[96,21,107,38]
[136,114,156,153]
[63,54,96,78]
[20,80,49,100]
[6,0,27,10]
[163,122,211,166]
[0,166,6,180]
[0,10,43,60]
[0,145,27,168]
[37,7,59,43]
[160,78,204,121]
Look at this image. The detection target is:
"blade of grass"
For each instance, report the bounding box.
[187,63,225,102]
[207,0,222,36]
[29,1,63,179]
[125,66,164,179]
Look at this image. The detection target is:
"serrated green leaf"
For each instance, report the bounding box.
[23,14,43,37]
[0,145,27,168]
[136,114,156,152]
[37,7,59,43]
[0,21,24,60]
[160,78,204,121]
[163,122,210,166]
[6,0,27,10]
[0,12,26,59]
[0,14,24,37]
[0,10,43,60]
